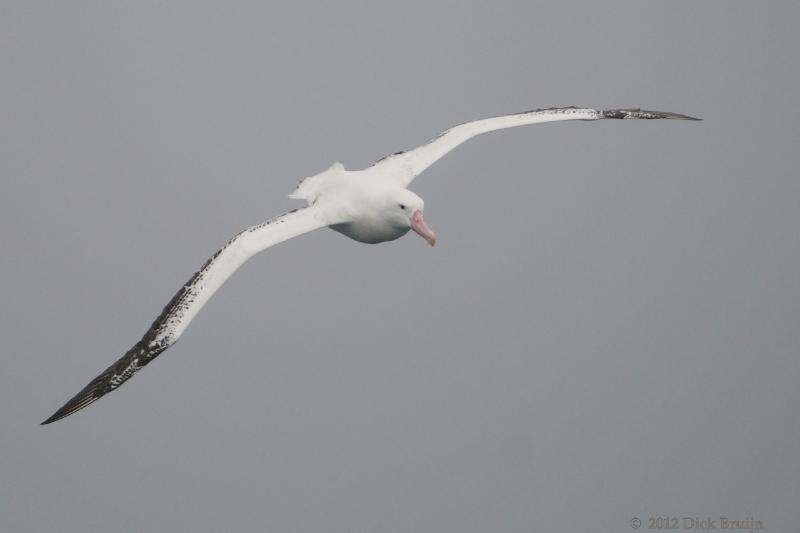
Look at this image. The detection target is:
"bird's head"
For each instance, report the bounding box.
[386,189,436,246]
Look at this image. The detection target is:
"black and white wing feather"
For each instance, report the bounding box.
[42,207,330,424]
[372,107,701,186]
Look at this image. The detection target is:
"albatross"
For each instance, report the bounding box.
[42,106,700,424]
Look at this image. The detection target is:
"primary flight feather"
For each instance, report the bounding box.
[42,106,700,424]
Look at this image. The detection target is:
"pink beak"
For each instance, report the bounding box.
[411,210,436,246]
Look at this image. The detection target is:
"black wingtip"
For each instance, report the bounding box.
[602,108,703,121]
[41,407,65,425]
[40,340,156,426]
[40,378,109,426]
[666,112,703,121]
[40,396,97,425]
[41,410,66,425]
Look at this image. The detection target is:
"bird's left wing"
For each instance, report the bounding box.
[370,107,701,186]
[42,205,334,425]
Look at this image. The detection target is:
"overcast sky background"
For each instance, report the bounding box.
[1,2,798,532]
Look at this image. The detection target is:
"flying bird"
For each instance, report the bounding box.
[42,106,700,424]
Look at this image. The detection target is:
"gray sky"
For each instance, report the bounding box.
[1,1,798,532]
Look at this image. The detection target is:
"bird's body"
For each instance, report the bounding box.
[330,216,411,244]
[322,172,416,243]
[42,106,700,424]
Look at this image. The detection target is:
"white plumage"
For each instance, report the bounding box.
[42,106,700,424]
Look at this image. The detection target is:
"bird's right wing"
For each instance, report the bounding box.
[370,107,701,187]
[42,204,340,424]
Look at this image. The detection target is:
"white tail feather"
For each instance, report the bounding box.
[289,162,345,204]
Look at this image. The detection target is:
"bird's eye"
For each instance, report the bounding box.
[399,204,406,210]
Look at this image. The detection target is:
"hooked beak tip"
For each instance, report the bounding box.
[411,210,437,247]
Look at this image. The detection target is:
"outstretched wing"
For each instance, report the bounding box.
[371,107,701,186]
[42,206,332,424]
